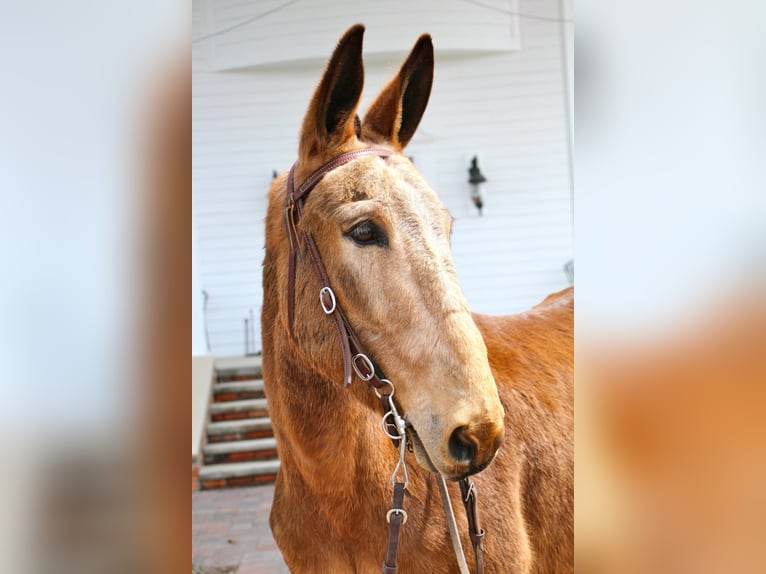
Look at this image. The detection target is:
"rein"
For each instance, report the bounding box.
[283,148,485,574]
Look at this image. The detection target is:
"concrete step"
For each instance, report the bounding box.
[215,355,262,382]
[206,417,273,443]
[198,459,280,489]
[202,437,278,465]
[212,379,265,402]
[209,398,268,422]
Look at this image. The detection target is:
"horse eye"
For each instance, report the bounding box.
[346,221,386,246]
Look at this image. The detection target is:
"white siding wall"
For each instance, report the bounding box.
[203,0,520,69]
[193,0,573,357]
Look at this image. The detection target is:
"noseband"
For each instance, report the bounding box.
[282,147,485,574]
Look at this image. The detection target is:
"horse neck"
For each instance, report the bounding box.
[264,318,395,496]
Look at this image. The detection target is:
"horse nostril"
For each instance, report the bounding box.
[448,426,477,464]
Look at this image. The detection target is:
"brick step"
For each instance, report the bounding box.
[198,459,280,490]
[202,437,278,465]
[209,398,268,422]
[212,379,265,402]
[206,417,273,443]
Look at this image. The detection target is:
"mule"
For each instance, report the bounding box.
[261,25,573,573]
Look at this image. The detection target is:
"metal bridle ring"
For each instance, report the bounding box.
[319,286,336,314]
[386,508,408,525]
[381,410,405,440]
[373,378,395,399]
[352,353,375,382]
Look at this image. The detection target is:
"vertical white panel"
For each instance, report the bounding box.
[192,204,208,356]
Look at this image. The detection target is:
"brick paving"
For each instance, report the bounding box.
[192,484,289,574]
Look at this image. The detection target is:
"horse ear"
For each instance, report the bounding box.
[362,34,434,151]
[299,25,365,158]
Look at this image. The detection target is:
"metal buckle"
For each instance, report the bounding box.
[352,353,375,381]
[319,286,336,314]
[386,508,408,524]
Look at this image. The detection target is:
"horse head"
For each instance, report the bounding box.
[279,25,505,480]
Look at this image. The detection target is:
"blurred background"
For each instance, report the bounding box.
[0,0,189,572]
[0,0,764,572]
[576,1,766,572]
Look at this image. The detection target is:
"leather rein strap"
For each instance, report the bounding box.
[282,148,485,574]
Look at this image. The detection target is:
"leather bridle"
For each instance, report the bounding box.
[282,147,485,574]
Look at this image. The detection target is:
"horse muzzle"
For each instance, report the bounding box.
[407,417,505,480]
[447,421,505,478]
